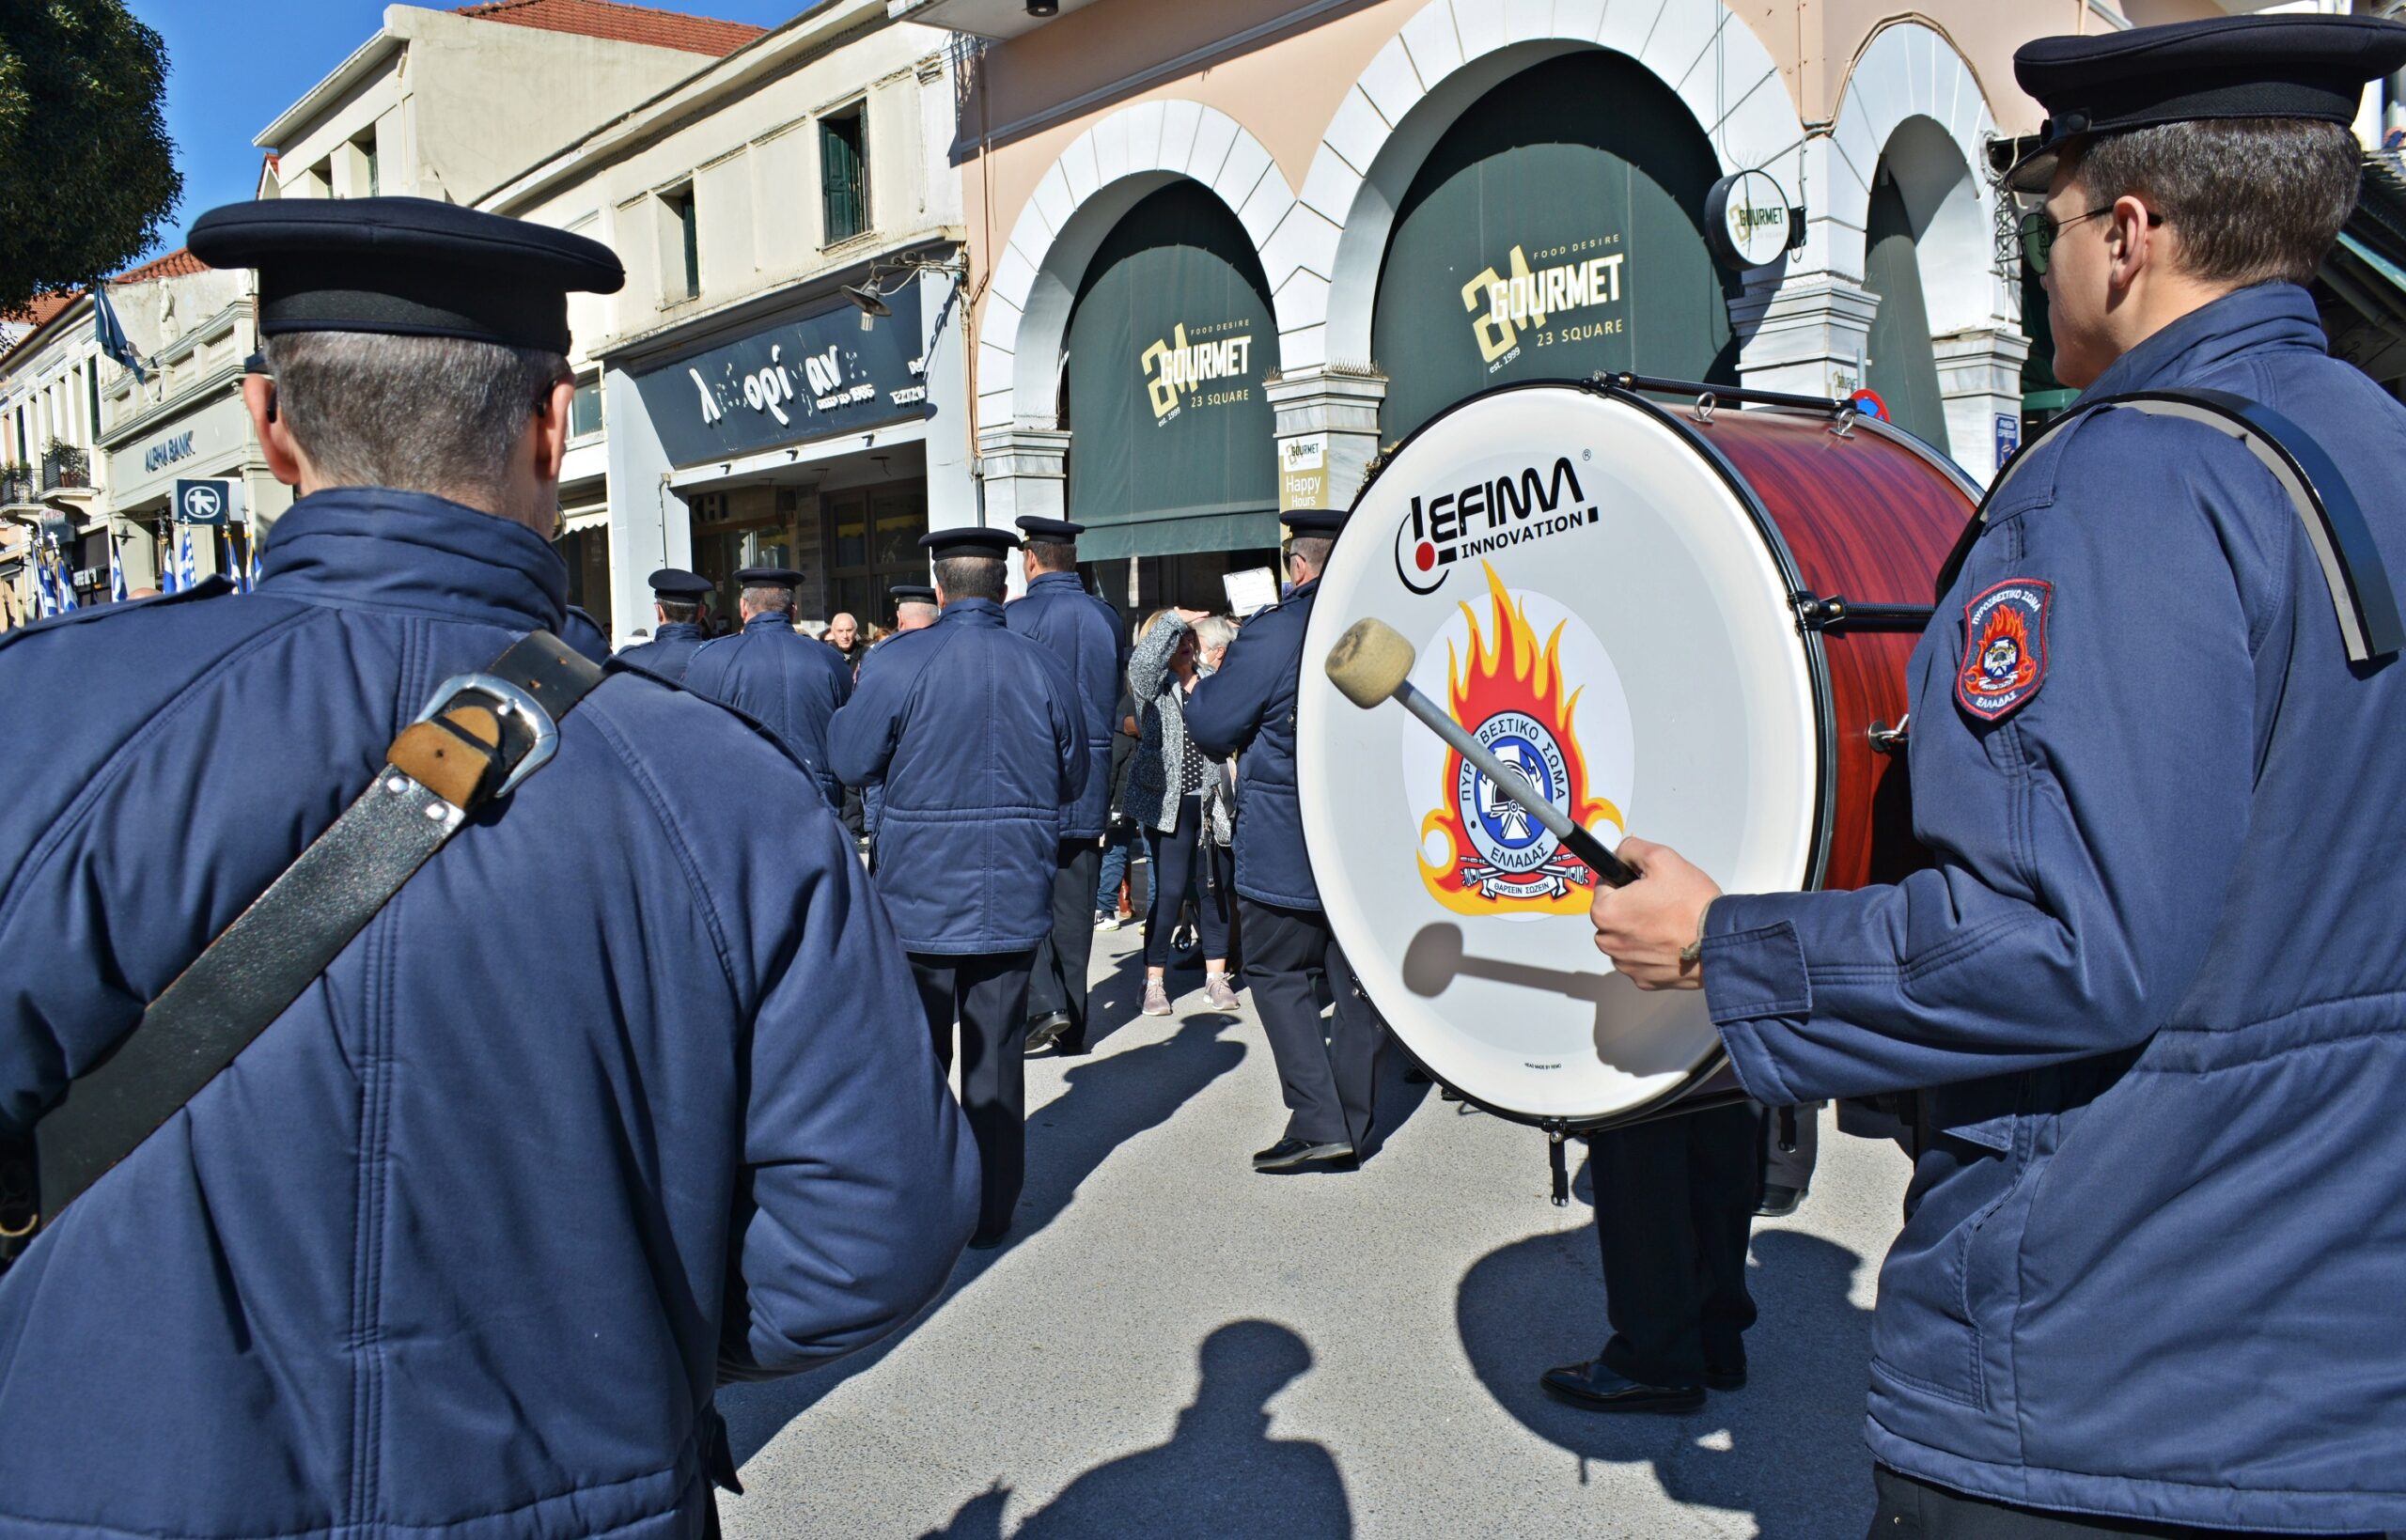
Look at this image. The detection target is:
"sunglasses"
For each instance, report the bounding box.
[2018,204,2164,275]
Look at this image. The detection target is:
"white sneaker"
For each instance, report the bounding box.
[1093,910,1123,932]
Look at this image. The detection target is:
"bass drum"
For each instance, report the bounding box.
[1296,380,1976,1130]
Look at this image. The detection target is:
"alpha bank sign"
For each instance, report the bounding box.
[633,284,928,466]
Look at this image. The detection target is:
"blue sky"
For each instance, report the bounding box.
[126,0,809,261]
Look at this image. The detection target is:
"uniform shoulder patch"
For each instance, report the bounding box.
[1957,578,2051,722]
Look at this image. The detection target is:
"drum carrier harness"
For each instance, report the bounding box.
[0,623,605,1271]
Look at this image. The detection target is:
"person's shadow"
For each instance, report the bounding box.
[915,1320,1352,1540]
[1456,1156,1879,1538]
[719,1012,1249,1464]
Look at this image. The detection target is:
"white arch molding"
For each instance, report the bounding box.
[1274,0,1809,511]
[973,102,1297,531]
[1820,21,2028,482]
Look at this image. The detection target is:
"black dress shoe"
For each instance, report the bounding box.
[1756,1184,1806,1218]
[1023,1012,1071,1052]
[1046,1035,1090,1058]
[1252,1137,1357,1173]
[965,1225,1010,1251]
[1539,1358,1706,1415]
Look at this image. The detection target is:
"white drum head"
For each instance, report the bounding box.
[1299,383,1818,1124]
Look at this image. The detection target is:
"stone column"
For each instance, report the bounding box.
[1730,272,1881,402]
[1933,328,2033,486]
[1265,364,1387,515]
[602,366,684,649]
[975,423,1070,530]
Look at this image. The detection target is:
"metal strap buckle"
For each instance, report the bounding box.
[412,672,560,801]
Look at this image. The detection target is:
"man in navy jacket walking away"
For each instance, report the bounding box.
[831,526,1088,1248]
[1006,516,1126,1057]
[684,564,854,808]
[0,196,978,1538]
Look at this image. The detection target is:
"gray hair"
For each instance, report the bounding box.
[2067,118,2359,287]
[1194,614,1238,655]
[262,332,569,504]
[742,583,795,614]
[933,553,1007,603]
[1287,536,1335,575]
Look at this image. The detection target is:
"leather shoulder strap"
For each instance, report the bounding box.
[1935,390,2401,664]
[23,630,605,1228]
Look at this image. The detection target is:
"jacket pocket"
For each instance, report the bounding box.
[1869,1113,2031,1410]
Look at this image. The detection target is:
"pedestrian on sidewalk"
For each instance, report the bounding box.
[1125,608,1239,1018]
[1094,684,1145,931]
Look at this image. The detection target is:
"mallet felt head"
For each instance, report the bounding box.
[1325,617,1417,708]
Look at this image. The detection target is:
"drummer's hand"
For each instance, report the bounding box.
[1589,836,1721,991]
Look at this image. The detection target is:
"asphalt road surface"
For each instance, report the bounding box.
[720,923,1912,1539]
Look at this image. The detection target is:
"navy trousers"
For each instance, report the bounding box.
[1236,898,1381,1146]
[1026,840,1101,1047]
[910,949,1035,1240]
[1588,1102,1760,1388]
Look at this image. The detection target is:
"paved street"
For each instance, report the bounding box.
[720,924,1912,1539]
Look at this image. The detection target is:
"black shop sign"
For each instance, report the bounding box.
[633,285,927,466]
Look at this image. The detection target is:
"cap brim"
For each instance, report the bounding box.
[2003,144,2063,195]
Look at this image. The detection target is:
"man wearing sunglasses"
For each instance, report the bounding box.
[1591,15,2406,1538]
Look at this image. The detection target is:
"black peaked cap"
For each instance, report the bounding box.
[647,568,714,599]
[189,196,624,355]
[1014,516,1086,541]
[1281,510,1350,537]
[889,583,938,604]
[734,566,804,587]
[2004,15,2406,192]
[921,527,1020,560]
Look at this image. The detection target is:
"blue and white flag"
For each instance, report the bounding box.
[157,532,180,596]
[177,523,196,593]
[35,537,77,616]
[93,285,147,382]
[227,527,255,595]
[109,533,128,603]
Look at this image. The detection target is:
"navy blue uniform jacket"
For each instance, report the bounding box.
[683,613,852,806]
[1699,285,2406,1532]
[0,491,978,1538]
[827,598,1086,955]
[617,618,709,683]
[1005,569,1123,840]
[1184,580,1319,909]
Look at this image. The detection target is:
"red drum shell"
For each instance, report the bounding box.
[1680,407,1976,893]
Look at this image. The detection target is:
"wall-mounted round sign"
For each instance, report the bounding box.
[1705,169,1795,270]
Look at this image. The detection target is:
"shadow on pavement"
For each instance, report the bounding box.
[914,1320,1352,1540]
[722,1013,1248,1465]
[1455,1169,1877,1540]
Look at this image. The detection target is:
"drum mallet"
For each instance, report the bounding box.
[1324,617,1637,889]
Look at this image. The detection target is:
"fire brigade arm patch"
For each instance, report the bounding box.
[1957,578,2051,723]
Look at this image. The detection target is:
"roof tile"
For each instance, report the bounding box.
[451,0,767,57]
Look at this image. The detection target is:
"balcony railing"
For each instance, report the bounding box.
[39,445,88,491]
[0,466,36,506]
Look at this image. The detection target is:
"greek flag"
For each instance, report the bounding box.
[227,527,255,595]
[177,523,196,593]
[35,536,77,617]
[93,286,147,382]
[109,533,128,603]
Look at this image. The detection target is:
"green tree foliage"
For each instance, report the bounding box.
[0,1,180,312]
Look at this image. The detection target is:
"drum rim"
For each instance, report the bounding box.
[1315,376,1839,1133]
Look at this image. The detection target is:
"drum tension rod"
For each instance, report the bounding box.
[1545,1122,1571,1207]
[1869,715,1913,754]
[1791,592,1936,634]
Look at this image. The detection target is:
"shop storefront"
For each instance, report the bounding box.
[103,383,289,595]
[1058,180,1283,606]
[1370,50,1740,441]
[615,272,945,628]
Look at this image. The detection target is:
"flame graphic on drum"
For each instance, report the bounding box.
[1417,564,1624,914]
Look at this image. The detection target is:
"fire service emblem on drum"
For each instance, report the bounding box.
[1395,456,1600,596]
[1957,578,2052,722]
[1417,565,1624,913]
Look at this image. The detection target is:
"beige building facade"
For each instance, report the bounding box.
[910,0,2381,609]
[478,0,971,641]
